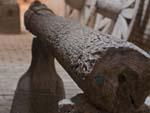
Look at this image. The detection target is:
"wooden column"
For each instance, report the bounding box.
[10,38,65,113]
[25,2,150,113]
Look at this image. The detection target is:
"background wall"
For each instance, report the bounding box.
[17,0,65,16]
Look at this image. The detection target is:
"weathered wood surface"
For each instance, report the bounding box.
[59,94,150,113]
[25,2,150,113]
[10,38,65,113]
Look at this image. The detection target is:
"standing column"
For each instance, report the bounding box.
[0,0,20,34]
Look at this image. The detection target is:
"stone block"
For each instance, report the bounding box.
[0,3,20,34]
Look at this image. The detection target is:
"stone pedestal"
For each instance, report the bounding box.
[0,1,20,34]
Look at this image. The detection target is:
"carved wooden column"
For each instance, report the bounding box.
[10,38,65,113]
[0,0,20,34]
